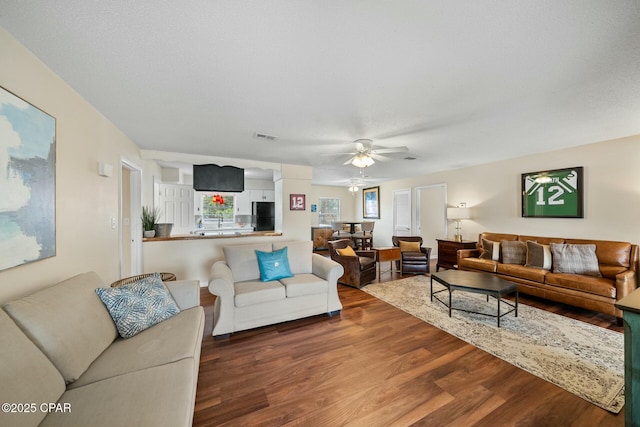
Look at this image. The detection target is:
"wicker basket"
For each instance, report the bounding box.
[110,272,176,287]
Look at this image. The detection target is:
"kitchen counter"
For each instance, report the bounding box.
[143,230,282,242]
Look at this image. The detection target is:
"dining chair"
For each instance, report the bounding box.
[352,221,375,250]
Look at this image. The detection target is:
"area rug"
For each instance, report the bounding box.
[362,275,625,413]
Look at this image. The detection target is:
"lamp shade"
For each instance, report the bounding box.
[447,207,471,220]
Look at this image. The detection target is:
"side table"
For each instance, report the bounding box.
[436,239,477,271]
[373,247,401,280]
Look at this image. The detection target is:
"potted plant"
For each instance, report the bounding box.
[141,206,159,238]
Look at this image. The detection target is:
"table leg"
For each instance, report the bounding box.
[449,289,452,318]
[497,294,501,327]
[515,289,518,317]
[429,276,433,302]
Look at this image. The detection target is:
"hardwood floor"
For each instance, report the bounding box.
[194,265,624,426]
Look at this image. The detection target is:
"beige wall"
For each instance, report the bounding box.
[372,136,640,250]
[0,27,143,303]
[3,24,638,300]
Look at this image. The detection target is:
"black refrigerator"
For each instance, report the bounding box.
[252,202,275,231]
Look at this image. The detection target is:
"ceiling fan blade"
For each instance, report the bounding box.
[371,146,409,154]
[370,153,390,162]
[343,156,357,165]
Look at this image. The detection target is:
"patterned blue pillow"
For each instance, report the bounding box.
[255,247,293,282]
[96,273,180,338]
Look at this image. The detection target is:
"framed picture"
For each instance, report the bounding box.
[0,86,57,271]
[290,194,306,211]
[521,167,583,218]
[363,186,380,219]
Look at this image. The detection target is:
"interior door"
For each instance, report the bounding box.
[120,159,142,278]
[157,183,194,234]
[416,184,446,258]
[393,189,412,237]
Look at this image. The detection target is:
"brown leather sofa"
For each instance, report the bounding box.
[328,239,377,288]
[391,236,432,275]
[457,232,639,322]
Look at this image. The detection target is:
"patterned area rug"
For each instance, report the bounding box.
[362,275,624,413]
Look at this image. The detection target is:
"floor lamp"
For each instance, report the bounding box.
[447,206,471,242]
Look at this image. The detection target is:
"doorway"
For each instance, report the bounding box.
[415,184,447,258]
[120,159,142,278]
[392,189,412,237]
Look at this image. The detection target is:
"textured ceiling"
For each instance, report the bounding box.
[1,1,639,186]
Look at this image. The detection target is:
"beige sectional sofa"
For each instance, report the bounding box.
[209,240,343,337]
[458,232,639,321]
[0,272,204,427]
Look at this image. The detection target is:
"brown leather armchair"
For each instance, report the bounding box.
[328,239,377,288]
[392,236,432,275]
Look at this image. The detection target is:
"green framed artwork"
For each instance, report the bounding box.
[521,167,583,218]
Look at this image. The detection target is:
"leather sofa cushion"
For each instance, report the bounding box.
[565,239,632,270]
[480,233,518,243]
[0,310,66,427]
[402,251,428,262]
[359,256,377,269]
[70,307,204,389]
[3,272,118,384]
[234,280,285,307]
[497,264,549,282]
[545,273,616,298]
[281,274,328,297]
[518,235,565,245]
[458,257,498,273]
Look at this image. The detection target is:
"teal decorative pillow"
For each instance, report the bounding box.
[255,247,293,282]
[95,273,180,338]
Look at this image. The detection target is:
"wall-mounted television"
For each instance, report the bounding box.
[193,164,245,192]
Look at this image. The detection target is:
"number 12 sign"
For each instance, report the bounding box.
[521,167,583,218]
[290,194,306,211]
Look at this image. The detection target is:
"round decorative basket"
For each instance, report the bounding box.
[154,223,173,238]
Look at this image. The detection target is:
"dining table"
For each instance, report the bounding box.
[341,221,361,234]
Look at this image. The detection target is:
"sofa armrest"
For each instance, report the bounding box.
[208,261,236,337]
[165,280,200,310]
[312,254,343,313]
[312,253,344,281]
[616,270,637,300]
[208,261,235,297]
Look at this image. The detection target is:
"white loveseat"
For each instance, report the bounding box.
[208,240,343,337]
[0,272,204,427]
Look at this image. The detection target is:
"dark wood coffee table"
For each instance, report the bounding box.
[430,270,518,327]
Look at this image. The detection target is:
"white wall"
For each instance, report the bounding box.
[0,27,143,303]
[373,136,640,250]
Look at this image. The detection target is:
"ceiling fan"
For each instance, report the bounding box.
[341,139,409,168]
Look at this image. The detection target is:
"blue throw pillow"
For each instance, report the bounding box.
[255,247,293,282]
[95,272,180,338]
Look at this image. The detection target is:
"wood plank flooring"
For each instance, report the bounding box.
[194,265,624,426]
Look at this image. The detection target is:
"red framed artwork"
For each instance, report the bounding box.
[290,194,306,211]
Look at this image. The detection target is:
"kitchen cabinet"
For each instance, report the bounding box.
[250,190,274,202]
[235,191,252,215]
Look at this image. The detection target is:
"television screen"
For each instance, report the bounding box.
[193,164,245,192]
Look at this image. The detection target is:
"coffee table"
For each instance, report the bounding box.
[430,270,518,327]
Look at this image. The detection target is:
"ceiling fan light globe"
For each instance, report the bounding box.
[351,154,374,168]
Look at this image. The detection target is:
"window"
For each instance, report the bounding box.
[202,194,235,224]
[318,198,340,226]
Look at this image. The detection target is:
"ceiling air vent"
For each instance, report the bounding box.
[404,156,417,160]
[254,132,277,141]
